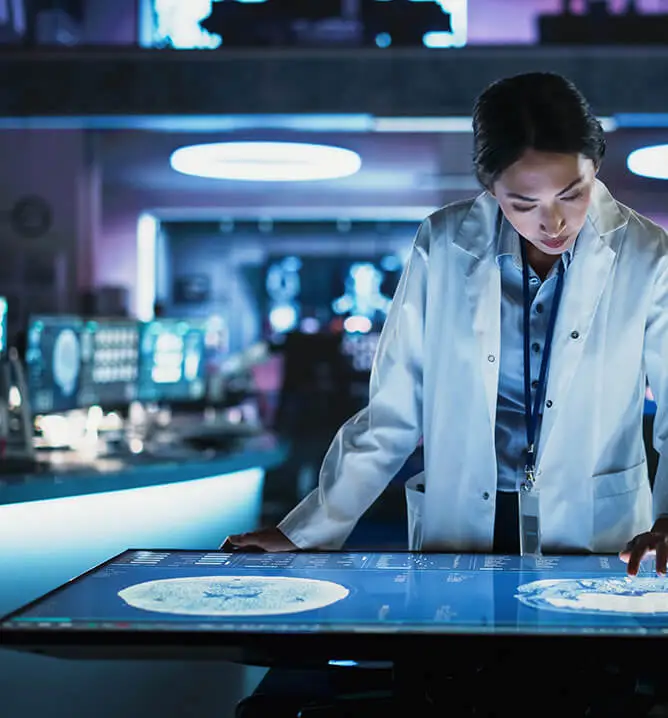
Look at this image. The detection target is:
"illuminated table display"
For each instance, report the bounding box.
[118,575,349,616]
[5,552,667,716]
[3,551,668,656]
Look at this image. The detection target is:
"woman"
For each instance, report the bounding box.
[224,72,668,575]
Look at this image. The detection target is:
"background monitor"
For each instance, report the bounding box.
[137,319,208,404]
[78,319,140,408]
[25,315,84,415]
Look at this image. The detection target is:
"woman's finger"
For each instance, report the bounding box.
[627,538,652,576]
[655,540,668,576]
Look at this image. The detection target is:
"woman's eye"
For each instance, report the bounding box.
[512,204,536,213]
[561,192,583,202]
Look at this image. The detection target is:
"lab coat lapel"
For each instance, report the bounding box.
[538,183,624,460]
[456,193,502,428]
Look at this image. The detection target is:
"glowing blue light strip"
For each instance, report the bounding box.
[0,115,375,131]
[615,114,668,128]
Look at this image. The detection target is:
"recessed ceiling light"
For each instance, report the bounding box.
[169,142,362,181]
[627,144,668,180]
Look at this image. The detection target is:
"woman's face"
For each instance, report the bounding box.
[491,149,597,257]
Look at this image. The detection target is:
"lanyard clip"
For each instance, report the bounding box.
[523,464,536,492]
[523,444,536,492]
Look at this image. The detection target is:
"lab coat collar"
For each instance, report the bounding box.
[587,178,629,237]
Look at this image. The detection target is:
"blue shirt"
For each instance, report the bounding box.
[495,221,574,493]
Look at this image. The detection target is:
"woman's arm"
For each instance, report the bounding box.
[273,221,431,550]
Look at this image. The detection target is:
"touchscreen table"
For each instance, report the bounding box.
[2,550,668,664]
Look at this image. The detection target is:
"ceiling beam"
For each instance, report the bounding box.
[0,46,666,118]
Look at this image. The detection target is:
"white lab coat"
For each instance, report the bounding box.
[278,181,668,553]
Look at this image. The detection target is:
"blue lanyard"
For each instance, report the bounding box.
[519,238,565,487]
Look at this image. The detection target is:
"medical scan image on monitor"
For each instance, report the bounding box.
[25,315,84,414]
[137,319,207,403]
[2,552,668,648]
[118,575,350,616]
[77,319,140,407]
[515,577,668,615]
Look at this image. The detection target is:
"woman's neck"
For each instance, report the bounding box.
[525,242,559,281]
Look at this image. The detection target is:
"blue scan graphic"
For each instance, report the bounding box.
[516,577,668,616]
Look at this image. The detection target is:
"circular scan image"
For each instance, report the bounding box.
[516,577,668,615]
[118,575,350,616]
[52,329,81,396]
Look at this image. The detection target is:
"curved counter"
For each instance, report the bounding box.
[0,433,287,506]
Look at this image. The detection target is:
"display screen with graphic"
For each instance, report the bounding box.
[3,551,668,642]
[264,255,402,337]
[25,316,85,414]
[139,0,465,50]
[78,319,140,408]
[137,319,208,403]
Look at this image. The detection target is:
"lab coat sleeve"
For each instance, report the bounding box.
[277,221,430,549]
[644,251,668,521]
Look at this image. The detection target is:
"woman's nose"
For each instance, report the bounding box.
[540,212,566,238]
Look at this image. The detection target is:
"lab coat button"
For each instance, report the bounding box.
[570,330,580,339]
[546,400,553,408]
[487,354,495,363]
[482,492,490,500]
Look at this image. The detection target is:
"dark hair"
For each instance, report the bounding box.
[472,72,606,189]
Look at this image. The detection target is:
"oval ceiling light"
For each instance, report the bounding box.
[170,141,362,181]
[627,144,668,180]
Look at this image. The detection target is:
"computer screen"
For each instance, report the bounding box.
[0,296,7,355]
[2,551,667,652]
[78,319,140,408]
[25,315,84,414]
[137,319,207,403]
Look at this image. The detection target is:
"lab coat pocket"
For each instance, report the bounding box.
[592,460,652,552]
[593,459,646,499]
[405,472,425,552]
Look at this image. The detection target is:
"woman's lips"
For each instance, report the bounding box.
[541,236,568,250]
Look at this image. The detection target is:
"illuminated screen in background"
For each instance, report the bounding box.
[137,319,208,403]
[264,255,402,332]
[26,316,85,414]
[264,255,402,373]
[140,0,466,49]
[0,297,7,355]
[78,320,140,408]
[3,550,668,638]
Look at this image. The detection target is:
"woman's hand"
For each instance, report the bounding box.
[219,527,298,552]
[619,518,668,576]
